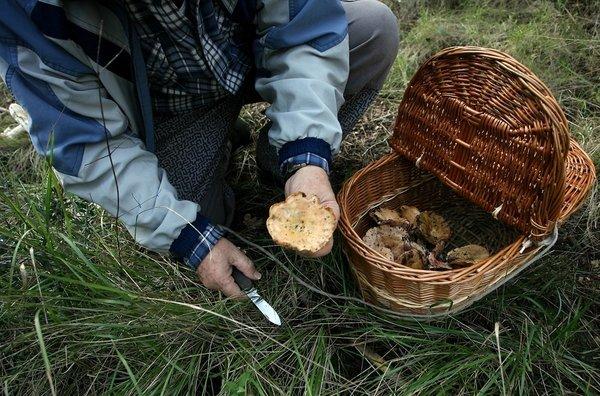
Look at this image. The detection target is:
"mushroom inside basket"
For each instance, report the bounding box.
[354,176,521,271]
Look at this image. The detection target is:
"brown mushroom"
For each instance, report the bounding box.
[369,207,411,228]
[446,245,490,267]
[426,252,452,270]
[416,211,451,245]
[392,242,426,270]
[398,205,421,227]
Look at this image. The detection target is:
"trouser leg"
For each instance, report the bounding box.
[342,0,399,95]
[196,139,236,226]
[256,0,399,181]
[154,96,242,226]
[339,0,399,136]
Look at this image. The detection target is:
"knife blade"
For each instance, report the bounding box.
[232,268,282,326]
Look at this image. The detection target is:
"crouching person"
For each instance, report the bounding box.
[0,0,398,297]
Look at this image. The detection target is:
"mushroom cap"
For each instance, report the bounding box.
[369,207,411,228]
[417,211,452,245]
[447,245,490,267]
[363,226,424,269]
[398,205,421,227]
[266,192,337,254]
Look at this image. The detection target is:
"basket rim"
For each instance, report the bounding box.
[337,138,596,281]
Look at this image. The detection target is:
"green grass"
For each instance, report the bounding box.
[1,1,599,394]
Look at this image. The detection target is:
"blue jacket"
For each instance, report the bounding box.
[0,0,349,261]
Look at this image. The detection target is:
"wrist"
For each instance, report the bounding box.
[293,164,328,178]
[285,164,332,198]
[186,224,226,270]
[169,215,226,270]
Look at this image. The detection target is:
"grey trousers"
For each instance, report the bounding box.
[155,0,399,226]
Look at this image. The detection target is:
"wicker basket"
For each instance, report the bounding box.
[338,47,596,317]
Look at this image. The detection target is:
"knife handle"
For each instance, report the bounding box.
[232,267,253,291]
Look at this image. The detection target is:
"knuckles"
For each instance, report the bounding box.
[198,266,230,291]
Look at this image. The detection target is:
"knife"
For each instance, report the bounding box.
[232,268,282,326]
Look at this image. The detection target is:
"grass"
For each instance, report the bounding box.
[1,0,599,394]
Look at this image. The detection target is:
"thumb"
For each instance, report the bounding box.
[230,249,261,281]
[322,200,340,222]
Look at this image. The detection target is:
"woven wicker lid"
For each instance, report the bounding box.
[390,46,570,238]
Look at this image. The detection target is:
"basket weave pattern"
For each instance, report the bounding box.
[390,47,571,238]
[338,47,596,316]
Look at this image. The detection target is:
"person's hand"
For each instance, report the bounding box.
[196,238,261,298]
[284,165,339,257]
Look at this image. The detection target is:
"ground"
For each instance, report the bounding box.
[1,1,599,394]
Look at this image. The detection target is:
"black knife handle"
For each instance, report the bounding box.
[232,267,253,291]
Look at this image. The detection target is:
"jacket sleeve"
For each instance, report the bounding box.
[0,25,214,263]
[253,0,349,170]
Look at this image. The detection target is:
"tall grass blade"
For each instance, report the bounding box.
[34,310,56,396]
[115,347,142,395]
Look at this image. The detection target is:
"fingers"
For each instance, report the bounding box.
[230,248,261,280]
[196,238,261,299]
[218,276,245,299]
[305,238,334,258]
[199,267,245,299]
[322,201,340,222]
[283,165,340,222]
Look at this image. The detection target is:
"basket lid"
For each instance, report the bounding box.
[390,47,570,238]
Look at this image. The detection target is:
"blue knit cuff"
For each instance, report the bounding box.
[169,215,226,270]
[278,137,332,169]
